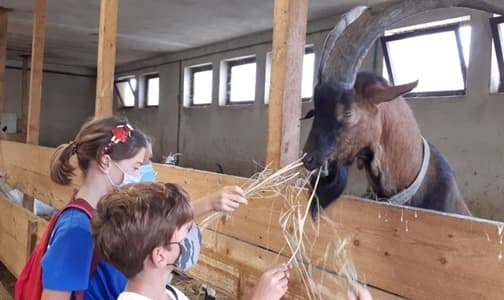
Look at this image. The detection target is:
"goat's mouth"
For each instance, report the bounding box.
[318,158,353,178]
[320,160,330,177]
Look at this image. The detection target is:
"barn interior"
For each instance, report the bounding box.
[0,0,504,299]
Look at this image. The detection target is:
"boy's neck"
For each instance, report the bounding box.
[125,269,173,300]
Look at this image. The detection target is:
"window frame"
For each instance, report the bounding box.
[490,16,504,93]
[144,73,160,108]
[381,22,468,98]
[114,77,137,108]
[225,56,257,105]
[301,46,315,102]
[189,64,213,107]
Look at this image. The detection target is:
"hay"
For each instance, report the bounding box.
[198,158,361,299]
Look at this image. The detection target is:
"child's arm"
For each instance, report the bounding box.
[244,264,290,300]
[192,186,248,218]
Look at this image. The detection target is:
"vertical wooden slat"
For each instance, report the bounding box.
[266,0,308,169]
[95,0,119,117]
[26,0,47,145]
[20,55,29,137]
[0,9,8,113]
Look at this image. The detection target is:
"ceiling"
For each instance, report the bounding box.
[0,0,381,68]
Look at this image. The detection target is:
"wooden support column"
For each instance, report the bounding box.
[0,9,7,113]
[95,0,118,117]
[265,0,308,169]
[26,0,47,145]
[20,55,29,137]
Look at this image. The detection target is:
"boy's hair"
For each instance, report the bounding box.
[91,182,193,278]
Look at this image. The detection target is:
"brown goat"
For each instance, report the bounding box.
[303,72,471,217]
[300,1,504,217]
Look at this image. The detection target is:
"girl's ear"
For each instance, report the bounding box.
[98,154,113,174]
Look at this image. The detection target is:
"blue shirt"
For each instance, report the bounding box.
[41,207,127,299]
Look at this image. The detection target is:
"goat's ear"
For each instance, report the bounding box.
[2,126,7,132]
[300,109,315,120]
[367,80,418,104]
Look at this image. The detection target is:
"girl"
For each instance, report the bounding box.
[41,116,248,299]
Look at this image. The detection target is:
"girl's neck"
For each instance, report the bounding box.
[75,170,112,208]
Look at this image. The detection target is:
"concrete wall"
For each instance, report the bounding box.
[117,10,504,221]
[3,64,96,147]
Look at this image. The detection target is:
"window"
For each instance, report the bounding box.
[115,77,137,108]
[145,74,159,107]
[190,65,212,106]
[226,56,256,104]
[381,20,471,97]
[264,46,316,103]
[301,47,315,100]
[490,16,504,92]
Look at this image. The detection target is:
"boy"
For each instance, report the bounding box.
[92,182,290,300]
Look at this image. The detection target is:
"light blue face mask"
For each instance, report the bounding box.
[140,163,158,182]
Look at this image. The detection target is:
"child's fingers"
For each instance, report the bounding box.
[225,193,248,205]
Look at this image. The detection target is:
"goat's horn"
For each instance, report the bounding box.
[320,0,504,90]
[317,5,367,86]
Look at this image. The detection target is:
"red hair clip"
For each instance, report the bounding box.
[104,124,134,154]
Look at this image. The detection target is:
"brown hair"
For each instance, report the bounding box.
[91,182,193,278]
[50,116,147,185]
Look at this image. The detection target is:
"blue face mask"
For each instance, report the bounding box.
[166,225,201,271]
[140,163,158,182]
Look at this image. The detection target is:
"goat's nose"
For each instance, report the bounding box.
[303,153,317,170]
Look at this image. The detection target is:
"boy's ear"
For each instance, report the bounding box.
[151,246,169,267]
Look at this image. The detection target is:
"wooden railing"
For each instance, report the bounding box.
[1,140,503,299]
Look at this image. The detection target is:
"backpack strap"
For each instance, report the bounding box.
[57,194,99,300]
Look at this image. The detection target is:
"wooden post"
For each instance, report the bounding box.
[0,9,8,113]
[95,0,119,117]
[265,0,308,169]
[26,0,47,145]
[20,55,29,137]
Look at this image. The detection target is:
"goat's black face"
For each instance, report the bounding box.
[302,83,355,218]
[302,83,353,171]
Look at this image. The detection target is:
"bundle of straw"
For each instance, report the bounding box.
[198,158,361,299]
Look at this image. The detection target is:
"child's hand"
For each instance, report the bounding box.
[249,264,290,300]
[208,186,248,212]
[347,284,373,300]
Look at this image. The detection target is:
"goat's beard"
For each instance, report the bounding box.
[309,160,349,219]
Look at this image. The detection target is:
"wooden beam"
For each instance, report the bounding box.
[20,55,29,137]
[95,0,118,117]
[26,0,47,145]
[266,0,308,168]
[0,9,7,113]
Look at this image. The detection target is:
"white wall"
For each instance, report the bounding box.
[3,65,96,147]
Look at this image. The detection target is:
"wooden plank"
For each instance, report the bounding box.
[266,0,308,168]
[95,0,118,117]
[3,141,504,299]
[195,229,403,300]
[0,195,36,277]
[26,0,47,145]
[0,9,7,113]
[19,55,29,138]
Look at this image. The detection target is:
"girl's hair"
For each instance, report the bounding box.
[50,116,147,185]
